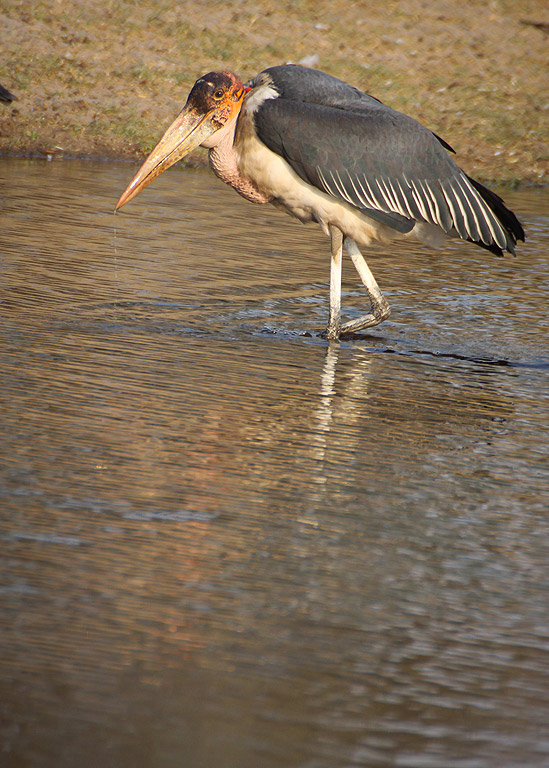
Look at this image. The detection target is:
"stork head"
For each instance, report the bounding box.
[116,71,247,209]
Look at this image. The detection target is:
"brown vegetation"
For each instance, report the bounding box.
[0,0,547,183]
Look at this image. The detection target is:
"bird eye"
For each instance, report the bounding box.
[213,88,224,100]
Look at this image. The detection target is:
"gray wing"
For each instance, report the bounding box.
[253,67,518,254]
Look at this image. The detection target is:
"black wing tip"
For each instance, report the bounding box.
[466,174,525,252]
[470,239,506,258]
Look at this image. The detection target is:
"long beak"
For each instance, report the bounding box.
[115,106,218,210]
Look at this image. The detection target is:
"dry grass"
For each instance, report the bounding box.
[0,0,547,183]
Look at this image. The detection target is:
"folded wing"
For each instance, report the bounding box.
[253,66,523,255]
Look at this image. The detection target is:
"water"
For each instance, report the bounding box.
[1,158,548,767]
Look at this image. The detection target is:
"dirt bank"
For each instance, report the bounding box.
[0,0,547,184]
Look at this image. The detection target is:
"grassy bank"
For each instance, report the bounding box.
[0,0,547,184]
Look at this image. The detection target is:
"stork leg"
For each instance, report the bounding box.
[325,225,343,341]
[339,238,390,335]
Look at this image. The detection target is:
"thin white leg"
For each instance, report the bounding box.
[340,238,390,334]
[325,225,343,340]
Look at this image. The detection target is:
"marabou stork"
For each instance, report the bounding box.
[116,65,524,339]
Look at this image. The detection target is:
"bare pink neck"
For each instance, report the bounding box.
[208,123,271,205]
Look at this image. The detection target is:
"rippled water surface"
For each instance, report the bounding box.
[1,158,548,767]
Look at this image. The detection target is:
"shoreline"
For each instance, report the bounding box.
[1,1,547,186]
[0,150,544,189]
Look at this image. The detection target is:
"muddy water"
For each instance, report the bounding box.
[1,158,548,767]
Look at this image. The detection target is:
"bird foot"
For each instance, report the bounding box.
[325,298,390,338]
[323,322,341,341]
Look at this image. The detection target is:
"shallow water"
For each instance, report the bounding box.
[1,158,548,767]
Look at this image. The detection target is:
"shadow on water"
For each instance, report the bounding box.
[1,158,548,767]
